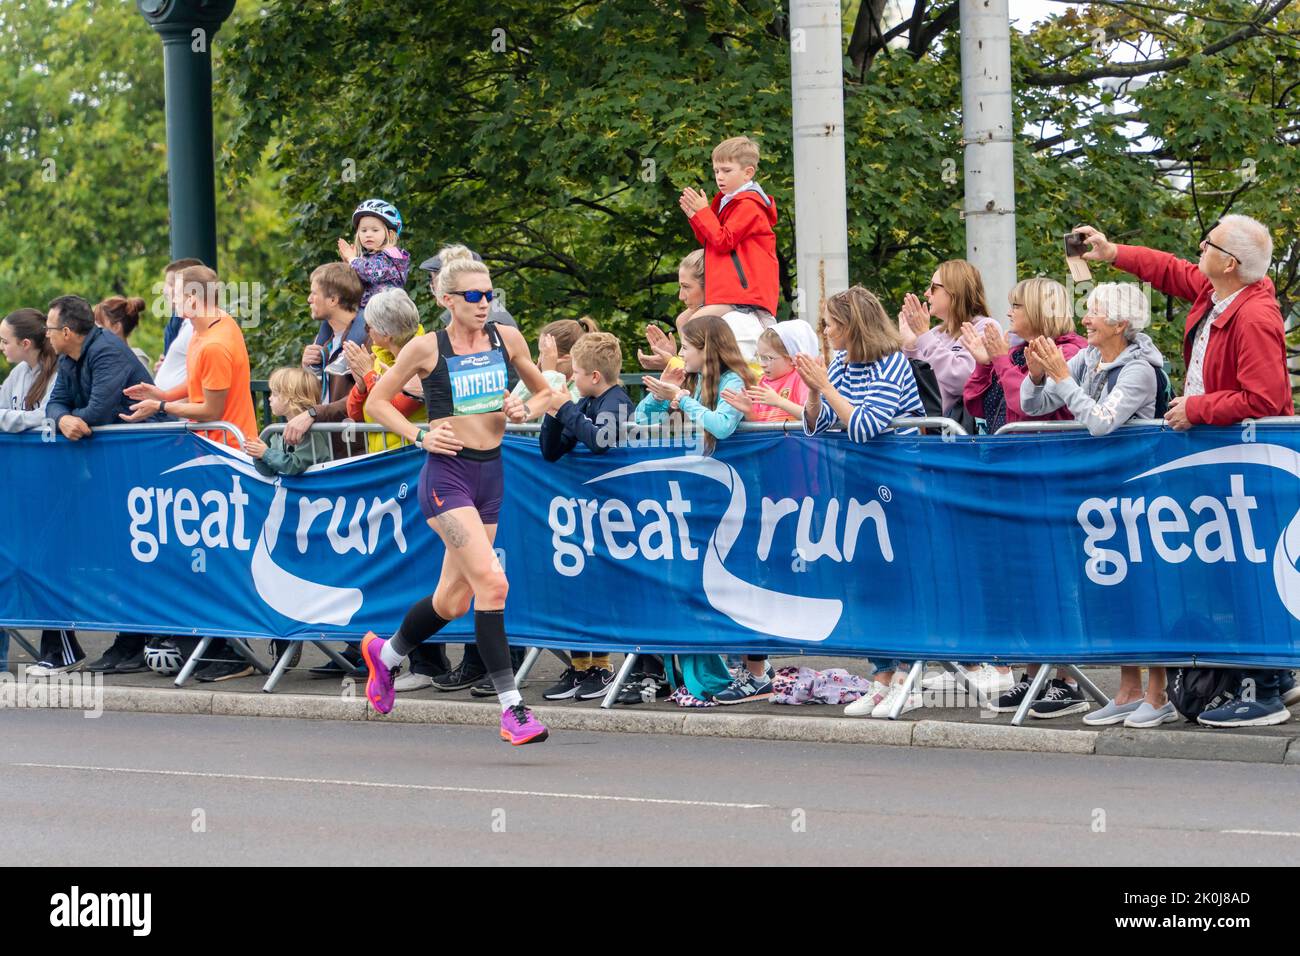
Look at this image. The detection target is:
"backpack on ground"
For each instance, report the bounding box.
[1166,667,1240,722]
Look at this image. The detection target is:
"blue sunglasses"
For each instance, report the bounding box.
[448,289,496,303]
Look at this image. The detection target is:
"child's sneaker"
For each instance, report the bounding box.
[844,681,890,717]
[712,668,773,705]
[575,666,616,701]
[359,632,396,714]
[870,682,921,719]
[500,704,549,745]
[543,666,583,701]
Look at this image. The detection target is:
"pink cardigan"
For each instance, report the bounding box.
[903,315,998,413]
[964,332,1088,423]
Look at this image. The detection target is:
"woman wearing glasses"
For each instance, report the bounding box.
[359,247,556,745]
[896,259,998,415]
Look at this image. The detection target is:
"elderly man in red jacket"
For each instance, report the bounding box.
[1076,216,1296,729]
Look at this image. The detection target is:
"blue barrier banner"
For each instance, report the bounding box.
[3,425,1299,666]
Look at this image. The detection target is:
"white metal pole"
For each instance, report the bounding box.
[960,0,1017,324]
[790,0,850,330]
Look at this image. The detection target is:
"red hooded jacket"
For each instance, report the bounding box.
[1113,245,1294,425]
[688,187,780,315]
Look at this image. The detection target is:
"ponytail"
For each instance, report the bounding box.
[3,308,58,411]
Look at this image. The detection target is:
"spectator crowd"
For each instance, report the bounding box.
[3,135,1297,730]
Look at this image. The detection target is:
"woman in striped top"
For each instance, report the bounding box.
[798,286,925,442]
[796,285,926,718]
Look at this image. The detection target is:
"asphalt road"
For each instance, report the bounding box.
[5,709,1300,866]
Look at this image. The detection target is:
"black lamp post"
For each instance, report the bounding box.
[137,0,237,269]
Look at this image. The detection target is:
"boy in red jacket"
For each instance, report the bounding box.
[679,136,780,325]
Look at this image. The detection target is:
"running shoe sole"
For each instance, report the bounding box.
[500,724,550,746]
[1198,709,1292,728]
[713,691,773,706]
[1028,702,1090,719]
[359,633,395,714]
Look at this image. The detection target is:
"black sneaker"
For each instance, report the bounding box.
[194,658,255,683]
[468,677,497,698]
[575,666,616,701]
[431,660,487,692]
[270,640,302,669]
[86,645,128,673]
[308,646,364,678]
[543,667,583,701]
[988,673,1035,713]
[615,673,669,706]
[1029,679,1090,719]
[111,648,149,674]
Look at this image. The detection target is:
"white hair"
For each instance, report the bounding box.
[364,288,420,343]
[1087,282,1151,341]
[1216,214,1272,284]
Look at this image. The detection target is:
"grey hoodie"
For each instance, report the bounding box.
[0,360,57,433]
[1020,332,1164,436]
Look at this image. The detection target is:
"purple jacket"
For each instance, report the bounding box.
[350,247,411,307]
[903,316,997,414]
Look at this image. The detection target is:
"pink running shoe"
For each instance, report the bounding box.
[359,632,396,714]
[500,704,549,746]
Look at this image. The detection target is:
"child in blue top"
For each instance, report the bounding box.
[338,199,410,309]
[636,314,769,705]
[636,313,755,455]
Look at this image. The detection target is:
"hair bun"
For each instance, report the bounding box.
[127,297,147,318]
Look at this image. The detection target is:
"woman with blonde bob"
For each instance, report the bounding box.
[960,276,1086,433]
[898,259,998,413]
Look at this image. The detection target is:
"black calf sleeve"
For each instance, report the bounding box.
[473,609,513,677]
[390,596,451,657]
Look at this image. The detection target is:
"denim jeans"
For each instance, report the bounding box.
[871,660,913,678]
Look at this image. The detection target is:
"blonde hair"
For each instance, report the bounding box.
[679,249,704,284]
[436,246,490,298]
[268,366,320,417]
[823,286,902,365]
[712,136,760,169]
[934,260,991,337]
[570,331,622,383]
[538,317,600,357]
[758,328,789,357]
[353,215,399,252]
[1012,277,1073,338]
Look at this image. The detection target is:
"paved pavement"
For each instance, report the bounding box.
[5,707,1300,866]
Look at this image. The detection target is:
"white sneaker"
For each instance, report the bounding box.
[393,670,433,692]
[920,668,960,692]
[845,681,890,717]
[871,682,922,719]
[25,658,84,677]
[966,664,1014,697]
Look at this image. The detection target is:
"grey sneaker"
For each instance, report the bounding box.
[1124,700,1179,728]
[1082,698,1143,726]
[393,670,433,692]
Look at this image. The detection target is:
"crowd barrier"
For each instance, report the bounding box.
[5,416,1300,718]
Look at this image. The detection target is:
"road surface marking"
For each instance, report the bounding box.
[12,762,770,809]
[1220,829,1300,837]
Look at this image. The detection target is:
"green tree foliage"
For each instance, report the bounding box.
[0,0,289,376]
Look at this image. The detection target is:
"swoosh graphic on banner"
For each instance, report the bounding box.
[1128,443,1300,621]
[164,455,364,626]
[588,456,842,642]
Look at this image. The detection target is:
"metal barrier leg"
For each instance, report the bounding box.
[602,653,638,710]
[262,643,297,694]
[175,637,213,687]
[1064,664,1109,706]
[888,660,926,719]
[548,648,573,669]
[229,638,271,676]
[946,662,993,710]
[514,647,541,685]
[1011,665,1055,727]
[316,641,366,675]
[7,629,39,660]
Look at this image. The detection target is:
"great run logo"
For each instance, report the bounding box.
[1076,444,1300,620]
[546,455,895,642]
[123,452,408,626]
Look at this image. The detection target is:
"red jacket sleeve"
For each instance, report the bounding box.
[689,201,766,254]
[345,376,373,422]
[1186,310,1294,424]
[1112,245,1210,304]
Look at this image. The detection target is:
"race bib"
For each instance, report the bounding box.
[447,350,508,415]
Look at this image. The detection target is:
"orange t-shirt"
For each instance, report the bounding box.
[186,311,257,448]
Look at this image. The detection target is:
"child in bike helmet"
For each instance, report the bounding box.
[338,198,411,309]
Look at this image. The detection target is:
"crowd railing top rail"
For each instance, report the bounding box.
[995,416,1300,435]
[95,420,248,446]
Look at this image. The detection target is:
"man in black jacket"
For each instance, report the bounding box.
[45,294,163,439]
